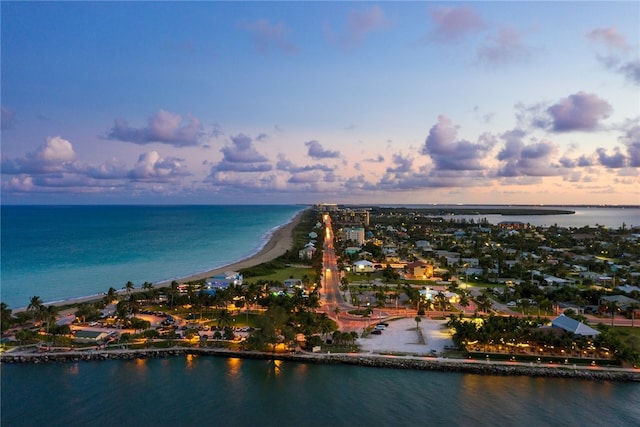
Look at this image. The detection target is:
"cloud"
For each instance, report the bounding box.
[221,134,269,163]
[619,59,640,85]
[497,135,560,177]
[1,136,77,174]
[276,154,334,173]
[546,92,612,132]
[477,26,532,66]
[427,5,485,43]
[324,6,390,49]
[129,151,189,182]
[595,148,627,168]
[386,154,413,174]
[586,27,629,51]
[364,154,385,163]
[421,115,494,170]
[239,19,298,54]
[1,106,17,130]
[107,109,203,146]
[586,27,639,85]
[210,134,272,174]
[619,123,640,167]
[305,140,341,159]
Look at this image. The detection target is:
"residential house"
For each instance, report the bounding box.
[353,260,375,273]
[73,330,110,344]
[549,314,600,337]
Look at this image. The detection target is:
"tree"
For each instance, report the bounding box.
[627,302,640,327]
[603,300,620,326]
[459,293,470,315]
[125,281,135,296]
[414,315,422,331]
[1,303,13,332]
[104,287,118,305]
[217,309,232,328]
[28,295,43,321]
[475,294,492,314]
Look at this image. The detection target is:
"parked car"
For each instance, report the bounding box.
[371,329,382,335]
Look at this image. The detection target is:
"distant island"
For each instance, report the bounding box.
[352,206,576,216]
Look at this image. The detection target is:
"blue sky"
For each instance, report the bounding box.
[2,1,639,205]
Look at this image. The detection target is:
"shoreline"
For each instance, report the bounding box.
[15,208,308,312]
[2,347,638,382]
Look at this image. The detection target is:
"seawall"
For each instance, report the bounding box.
[2,347,639,382]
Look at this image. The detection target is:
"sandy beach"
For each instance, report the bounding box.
[31,208,308,311]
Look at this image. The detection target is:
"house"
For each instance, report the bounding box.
[73,330,110,344]
[599,295,640,310]
[284,279,303,289]
[204,272,243,293]
[344,247,361,256]
[406,260,434,279]
[550,314,600,337]
[498,221,528,230]
[353,260,375,273]
[299,243,316,260]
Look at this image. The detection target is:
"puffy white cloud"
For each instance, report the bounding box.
[305,140,341,159]
[1,136,77,174]
[107,109,203,146]
[421,115,494,170]
[546,92,612,132]
[129,151,189,182]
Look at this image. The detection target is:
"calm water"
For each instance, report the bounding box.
[393,205,640,229]
[1,205,305,309]
[2,356,639,427]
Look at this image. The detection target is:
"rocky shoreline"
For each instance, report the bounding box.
[2,348,639,382]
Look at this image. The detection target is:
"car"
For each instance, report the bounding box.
[375,324,385,330]
[371,329,382,335]
[506,301,517,307]
[377,322,389,327]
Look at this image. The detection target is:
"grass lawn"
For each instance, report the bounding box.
[245,266,315,284]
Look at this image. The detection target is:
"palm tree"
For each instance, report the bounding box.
[475,294,492,314]
[42,305,58,334]
[459,293,470,315]
[603,300,620,326]
[333,305,341,319]
[27,296,43,322]
[627,302,640,327]
[125,281,135,296]
[217,309,232,328]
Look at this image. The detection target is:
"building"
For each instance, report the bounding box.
[204,272,243,293]
[283,278,303,289]
[343,227,365,246]
[550,314,600,337]
[498,221,528,230]
[73,330,110,344]
[353,260,375,273]
[299,243,316,260]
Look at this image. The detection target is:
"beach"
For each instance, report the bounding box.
[30,208,307,311]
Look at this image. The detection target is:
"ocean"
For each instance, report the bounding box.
[2,205,639,426]
[2,356,639,427]
[1,205,305,309]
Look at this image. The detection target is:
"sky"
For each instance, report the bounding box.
[1,1,639,205]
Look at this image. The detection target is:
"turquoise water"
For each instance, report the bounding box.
[1,205,305,309]
[2,356,639,427]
